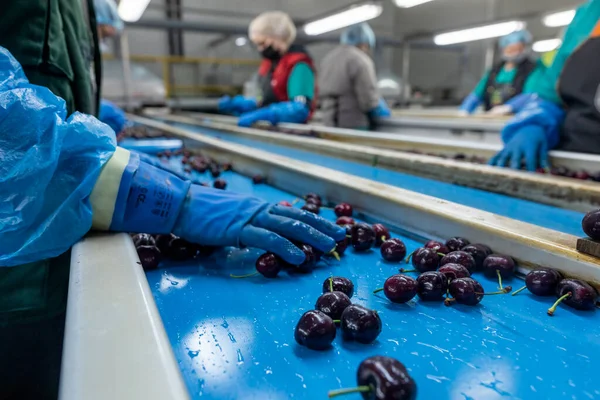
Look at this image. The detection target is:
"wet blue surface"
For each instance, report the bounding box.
[145,156,600,400]
[161,120,584,236]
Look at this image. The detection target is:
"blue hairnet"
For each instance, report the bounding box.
[499,30,532,48]
[341,23,376,48]
[94,0,124,31]
[0,46,117,266]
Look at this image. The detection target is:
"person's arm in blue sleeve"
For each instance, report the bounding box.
[459,71,489,114]
[99,99,127,133]
[238,63,313,127]
[489,2,598,171]
[0,46,344,266]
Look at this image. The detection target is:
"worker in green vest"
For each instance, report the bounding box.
[459,29,545,116]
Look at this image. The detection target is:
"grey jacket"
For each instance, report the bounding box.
[318,45,379,129]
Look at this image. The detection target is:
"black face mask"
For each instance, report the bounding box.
[260,45,281,60]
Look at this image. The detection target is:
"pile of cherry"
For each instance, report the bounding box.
[131,233,214,271]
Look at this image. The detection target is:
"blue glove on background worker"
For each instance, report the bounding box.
[99,99,127,133]
[0,46,344,266]
[369,98,392,119]
[218,95,258,115]
[489,1,600,170]
[238,101,310,127]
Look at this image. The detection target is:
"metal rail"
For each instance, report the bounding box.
[177,111,600,173]
[149,113,600,213]
[60,233,189,400]
[131,115,600,288]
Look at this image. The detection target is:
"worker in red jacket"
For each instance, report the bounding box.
[219,11,318,127]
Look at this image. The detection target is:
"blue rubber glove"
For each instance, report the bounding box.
[369,98,391,119]
[130,150,189,180]
[101,153,345,264]
[489,98,565,171]
[99,99,127,133]
[459,93,482,114]
[488,125,549,171]
[238,101,310,127]
[218,95,258,115]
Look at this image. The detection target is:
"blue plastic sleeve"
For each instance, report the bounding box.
[501,98,566,149]
[504,93,536,114]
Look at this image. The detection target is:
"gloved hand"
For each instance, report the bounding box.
[459,93,482,115]
[91,151,345,264]
[489,97,565,171]
[369,98,391,119]
[218,95,258,115]
[99,99,127,133]
[488,125,549,171]
[238,101,310,127]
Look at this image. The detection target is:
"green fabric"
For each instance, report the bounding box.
[529,0,600,105]
[287,62,315,100]
[0,0,101,115]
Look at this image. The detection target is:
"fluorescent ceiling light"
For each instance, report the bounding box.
[303,3,383,36]
[533,38,562,53]
[434,21,525,46]
[393,0,436,8]
[235,37,248,47]
[543,10,575,27]
[118,0,151,22]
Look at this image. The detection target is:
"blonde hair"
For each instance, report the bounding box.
[249,11,297,45]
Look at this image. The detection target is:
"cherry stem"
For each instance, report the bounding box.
[373,288,384,294]
[511,286,527,296]
[547,292,572,316]
[475,290,511,296]
[496,270,505,291]
[329,249,341,261]
[328,386,371,398]
[399,268,417,273]
[437,252,446,257]
[332,320,341,324]
[291,198,300,205]
[405,251,414,264]
[230,272,259,279]
[329,277,334,293]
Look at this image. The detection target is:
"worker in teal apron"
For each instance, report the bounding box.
[460,29,545,116]
[490,0,600,170]
[218,11,318,127]
[0,3,344,399]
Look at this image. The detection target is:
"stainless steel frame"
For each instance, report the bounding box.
[131,115,600,288]
[148,113,600,213]
[59,233,189,400]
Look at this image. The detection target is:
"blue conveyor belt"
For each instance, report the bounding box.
[160,120,584,236]
[145,155,600,400]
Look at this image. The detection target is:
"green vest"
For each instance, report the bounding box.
[0,0,101,325]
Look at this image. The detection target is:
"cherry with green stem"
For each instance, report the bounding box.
[328,386,372,398]
[547,292,572,316]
